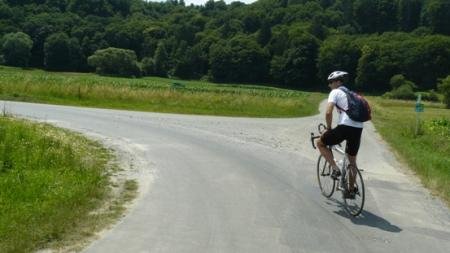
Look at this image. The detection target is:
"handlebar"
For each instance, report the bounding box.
[310,123,327,149]
[310,133,320,149]
[318,123,327,134]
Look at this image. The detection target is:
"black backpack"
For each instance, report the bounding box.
[336,87,372,122]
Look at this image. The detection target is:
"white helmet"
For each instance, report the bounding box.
[327,71,348,81]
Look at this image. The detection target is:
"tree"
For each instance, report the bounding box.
[229,35,270,83]
[355,45,378,91]
[270,33,320,89]
[317,36,360,88]
[141,57,155,76]
[376,0,398,32]
[331,0,354,23]
[397,0,422,32]
[257,20,272,46]
[153,42,169,77]
[353,0,378,33]
[437,75,450,108]
[87,47,141,77]
[404,35,450,90]
[208,41,234,82]
[421,0,450,35]
[1,32,33,67]
[210,36,269,83]
[44,32,82,71]
[68,0,113,17]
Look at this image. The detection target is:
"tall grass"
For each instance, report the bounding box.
[370,97,450,205]
[0,116,111,252]
[0,66,324,117]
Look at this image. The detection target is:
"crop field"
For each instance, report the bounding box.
[0,66,324,117]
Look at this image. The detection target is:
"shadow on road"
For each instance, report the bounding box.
[335,209,402,233]
[327,199,402,233]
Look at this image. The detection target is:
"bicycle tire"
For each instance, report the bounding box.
[317,155,335,198]
[343,167,365,216]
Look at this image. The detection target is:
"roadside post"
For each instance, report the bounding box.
[415,94,424,135]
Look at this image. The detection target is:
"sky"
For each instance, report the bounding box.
[185,0,257,5]
[149,0,258,6]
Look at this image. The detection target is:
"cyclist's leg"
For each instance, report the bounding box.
[344,126,363,192]
[347,155,357,192]
[317,125,345,171]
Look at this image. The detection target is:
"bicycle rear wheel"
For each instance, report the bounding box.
[317,155,335,198]
[343,167,365,216]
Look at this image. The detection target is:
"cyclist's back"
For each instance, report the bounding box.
[328,87,363,129]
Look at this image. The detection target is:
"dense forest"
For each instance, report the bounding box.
[0,0,449,92]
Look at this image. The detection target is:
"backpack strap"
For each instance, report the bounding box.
[335,86,349,112]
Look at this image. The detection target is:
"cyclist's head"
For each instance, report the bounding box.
[327,71,348,87]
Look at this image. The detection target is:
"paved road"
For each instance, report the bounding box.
[3,101,450,253]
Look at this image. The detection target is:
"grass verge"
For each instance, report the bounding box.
[369,97,450,205]
[0,66,324,117]
[0,116,137,253]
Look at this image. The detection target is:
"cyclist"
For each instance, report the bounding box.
[316,71,363,199]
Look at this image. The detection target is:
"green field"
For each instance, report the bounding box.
[0,66,324,117]
[0,116,136,252]
[370,98,450,205]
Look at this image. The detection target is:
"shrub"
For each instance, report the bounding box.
[88,47,141,77]
[383,84,416,100]
[418,90,440,102]
[389,74,417,90]
[1,32,33,67]
[383,74,417,100]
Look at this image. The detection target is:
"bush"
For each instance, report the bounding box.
[383,84,416,100]
[438,75,450,108]
[88,47,141,77]
[1,32,33,67]
[418,90,440,102]
[383,74,417,100]
[390,74,417,90]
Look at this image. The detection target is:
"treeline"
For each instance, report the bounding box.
[0,0,449,92]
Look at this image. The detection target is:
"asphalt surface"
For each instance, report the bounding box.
[3,100,450,253]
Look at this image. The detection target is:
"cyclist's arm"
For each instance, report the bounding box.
[325,102,334,129]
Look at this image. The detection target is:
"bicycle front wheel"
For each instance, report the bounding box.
[344,167,365,216]
[317,155,335,198]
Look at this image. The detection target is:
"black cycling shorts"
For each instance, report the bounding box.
[320,125,363,156]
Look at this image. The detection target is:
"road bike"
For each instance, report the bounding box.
[310,123,365,216]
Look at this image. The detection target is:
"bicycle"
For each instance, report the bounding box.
[310,123,365,216]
